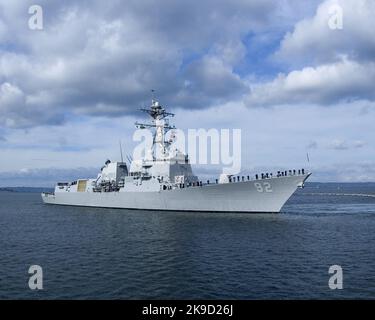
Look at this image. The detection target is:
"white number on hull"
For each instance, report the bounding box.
[254,182,263,192]
[264,182,272,192]
[254,182,273,193]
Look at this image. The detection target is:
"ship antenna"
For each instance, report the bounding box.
[126,155,133,164]
[119,140,124,163]
[151,89,155,102]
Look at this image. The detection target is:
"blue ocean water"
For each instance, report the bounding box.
[0,183,374,299]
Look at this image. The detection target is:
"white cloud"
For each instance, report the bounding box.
[253,0,375,108]
[0,0,374,183]
[2,100,373,182]
[276,0,375,66]
[328,139,349,150]
[307,141,318,149]
[0,0,278,128]
[0,167,98,187]
[0,81,64,128]
[328,139,366,150]
[176,56,248,106]
[310,161,375,182]
[353,140,366,148]
[246,58,375,107]
[0,82,24,111]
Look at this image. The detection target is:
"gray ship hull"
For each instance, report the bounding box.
[42,174,310,213]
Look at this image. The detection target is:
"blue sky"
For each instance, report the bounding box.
[0,0,374,186]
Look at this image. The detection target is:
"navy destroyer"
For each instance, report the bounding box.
[42,99,311,213]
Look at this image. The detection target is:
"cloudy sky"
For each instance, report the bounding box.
[0,0,374,186]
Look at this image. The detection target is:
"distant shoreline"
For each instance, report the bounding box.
[0,188,16,192]
[0,187,54,193]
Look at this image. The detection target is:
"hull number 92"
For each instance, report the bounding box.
[254,182,273,193]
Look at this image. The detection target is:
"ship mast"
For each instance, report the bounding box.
[135,97,175,160]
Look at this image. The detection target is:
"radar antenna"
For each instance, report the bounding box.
[119,140,124,163]
[135,94,176,160]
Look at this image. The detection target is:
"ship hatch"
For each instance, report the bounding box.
[77,180,87,192]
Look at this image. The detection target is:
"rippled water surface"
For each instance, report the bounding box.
[1,183,375,299]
